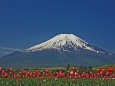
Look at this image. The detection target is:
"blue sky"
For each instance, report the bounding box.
[0,0,115,56]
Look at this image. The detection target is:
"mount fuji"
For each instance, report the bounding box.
[0,34,115,68]
[26,34,109,54]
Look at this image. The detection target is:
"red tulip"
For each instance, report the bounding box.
[29,73,33,77]
[70,71,74,75]
[106,71,110,76]
[86,74,89,78]
[25,75,28,78]
[112,74,115,78]
[0,67,2,71]
[111,67,114,72]
[101,69,106,74]
[2,70,5,75]
[46,69,49,73]
[58,71,64,77]
[9,72,12,75]
[90,71,93,75]
[42,75,45,79]
[97,68,101,73]
[74,72,79,76]
[77,70,80,73]
[72,67,75,71]
[10,68,13,72]
[82,72,86,77]
[108,67,114,73]
[4,73,10,78]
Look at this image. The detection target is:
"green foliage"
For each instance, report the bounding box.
[78,65,93,74]
[66,64,70,70]
[0,78,115,86]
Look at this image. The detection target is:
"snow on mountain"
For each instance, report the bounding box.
[26,34,107,53]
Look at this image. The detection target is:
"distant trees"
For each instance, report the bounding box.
[66,64,70,70]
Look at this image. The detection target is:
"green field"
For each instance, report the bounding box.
[0,78,115,86]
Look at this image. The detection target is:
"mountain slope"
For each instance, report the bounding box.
[0,34,114,68]
[26,34,110,54]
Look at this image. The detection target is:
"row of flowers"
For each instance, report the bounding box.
[0,67,115,80]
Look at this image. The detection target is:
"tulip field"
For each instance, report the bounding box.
[0,66,115,86]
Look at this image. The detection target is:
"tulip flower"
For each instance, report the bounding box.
[97,68,101,73]
[10,68,13,72]
[0,67,2,71]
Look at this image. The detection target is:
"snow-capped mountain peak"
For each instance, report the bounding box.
[26,34,100,53]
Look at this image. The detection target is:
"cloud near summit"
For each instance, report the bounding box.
[0,47,22,57]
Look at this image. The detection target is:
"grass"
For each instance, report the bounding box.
[0,78,115,86]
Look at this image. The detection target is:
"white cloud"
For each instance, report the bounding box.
[0,47,22,51]
[0,47,23,57]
